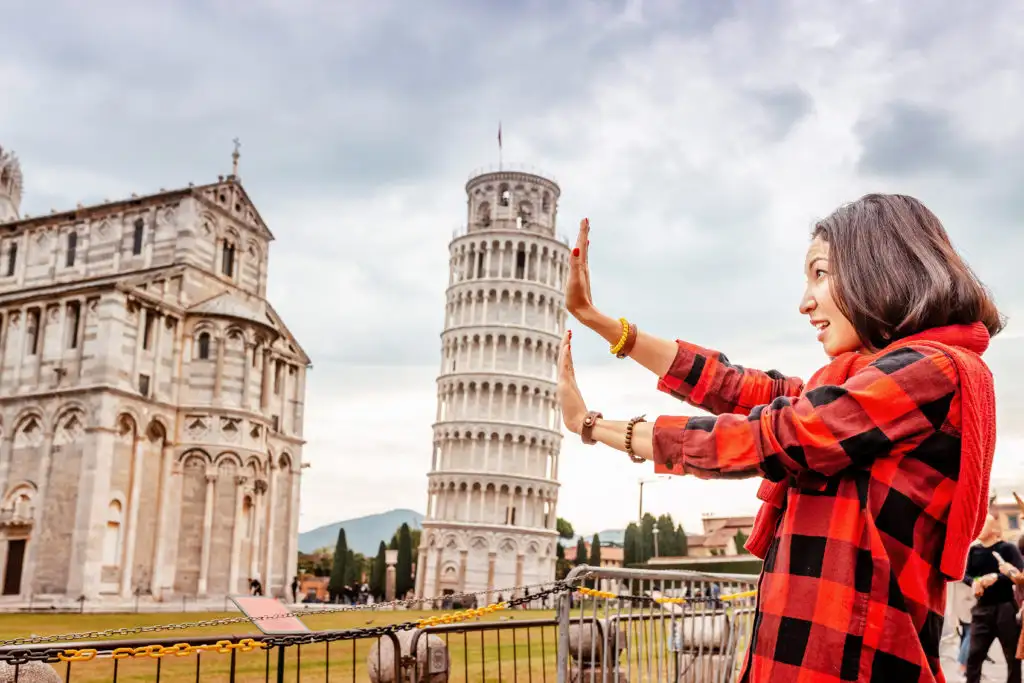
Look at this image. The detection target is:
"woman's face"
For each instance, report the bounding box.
[799,237,863,357]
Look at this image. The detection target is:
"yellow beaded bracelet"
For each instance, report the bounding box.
[610,317,630,355]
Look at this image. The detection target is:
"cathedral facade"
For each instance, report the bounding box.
[0,145,309,603]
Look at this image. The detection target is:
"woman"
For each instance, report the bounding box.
[557,194,1002,682]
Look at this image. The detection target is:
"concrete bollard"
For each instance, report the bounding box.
[367,630,450,683]
[567,619,628,683]
[0,661,62,683]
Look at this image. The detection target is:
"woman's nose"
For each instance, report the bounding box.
[799,292,815,315]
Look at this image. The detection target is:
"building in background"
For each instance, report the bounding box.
[416,167,570,601]
[0,144,308,605]
[991,488,1024,541]
[686,514,756,557]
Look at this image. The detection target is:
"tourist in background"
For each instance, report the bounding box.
[949,575,977,679]
[965,514,1023,682]
[557,195,1002,682]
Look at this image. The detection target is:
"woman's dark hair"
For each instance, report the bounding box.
[812,193,1004,350]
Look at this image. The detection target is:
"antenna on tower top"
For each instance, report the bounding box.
[497,121,503,171]
[231,137,241,177]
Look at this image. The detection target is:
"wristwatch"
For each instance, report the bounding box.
[580,411,603,445]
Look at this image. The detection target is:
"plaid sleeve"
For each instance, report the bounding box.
[657,340,805,416]
[652,345,958,481]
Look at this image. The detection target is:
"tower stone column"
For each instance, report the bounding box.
[417,169,569,599]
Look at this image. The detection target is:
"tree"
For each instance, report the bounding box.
[556,518,575,540]
[396,523,414,598]
[297,549,333,577]
[327,528,348,600]
[587,534,603,589]
[677,523,689,557]
[734,530,750,555]
[574,537,588,567]
[589,534,603,567]
[344,550,363,586]
[370,542,387,599]
[623,523,640,566]
[555,543,571,580]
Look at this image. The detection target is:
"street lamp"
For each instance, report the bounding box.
[652,526,660,558]
[637,476,670,522]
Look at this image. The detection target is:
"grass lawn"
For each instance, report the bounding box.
[0,609,564,682]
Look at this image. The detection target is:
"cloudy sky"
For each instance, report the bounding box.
[1,0,1022,538]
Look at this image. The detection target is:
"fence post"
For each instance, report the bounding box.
[557,565,587,683]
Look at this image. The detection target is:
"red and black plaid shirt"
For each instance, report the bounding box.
[652,340,961,683]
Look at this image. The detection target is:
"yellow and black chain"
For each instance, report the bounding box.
[575,586,758,605]
[0,578,567,650]
[0,582,572,666]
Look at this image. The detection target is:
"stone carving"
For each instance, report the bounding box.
[185,416,209,439]
[14,417,43,447]
[220,417,240,442]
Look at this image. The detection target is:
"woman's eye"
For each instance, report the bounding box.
[815,269,827,279]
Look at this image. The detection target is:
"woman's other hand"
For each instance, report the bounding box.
[973,573,999,597]
[557,330,588,434]
[566,218,595,322]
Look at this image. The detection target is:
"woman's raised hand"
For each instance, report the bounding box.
[556,330,588,434]
[566,218,595,322]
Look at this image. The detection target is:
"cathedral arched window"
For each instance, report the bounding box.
[498,184,511,207]
[132,219,144,256]
[103,500,123,567]
[66,232,77,268]
[197,332,211,360]
[221,241,236,278]
[6,242,16,277]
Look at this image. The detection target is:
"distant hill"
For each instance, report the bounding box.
[299,509,423,555]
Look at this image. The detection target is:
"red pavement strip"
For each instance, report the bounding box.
[229,596,310,635]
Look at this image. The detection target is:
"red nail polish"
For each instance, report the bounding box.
[586,240,590,246]
[572,247,580,257]
[584,218,590,228]
[568,329,572,340]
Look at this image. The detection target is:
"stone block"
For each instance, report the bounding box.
[367,629,449,683]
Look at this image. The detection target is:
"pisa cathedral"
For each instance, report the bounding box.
[416,168,569,600]
[0,145,308,604]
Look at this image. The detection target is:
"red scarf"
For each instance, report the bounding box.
[743,322,996,580]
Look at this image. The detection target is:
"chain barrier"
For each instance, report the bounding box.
[0,579,571,650]
[0,582,572,666]
[0,579,760,667]
[574,586,758,604]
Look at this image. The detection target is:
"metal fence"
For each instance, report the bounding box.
[556,566,758,683]
[0,566,758,682]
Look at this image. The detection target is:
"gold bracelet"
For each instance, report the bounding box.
[610,318,629,355]
[625,414,647,463]
[616,323,638,359]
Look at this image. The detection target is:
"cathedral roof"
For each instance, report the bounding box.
[188,291,273,327]
[188,291,311,365]
[0,175,274,241]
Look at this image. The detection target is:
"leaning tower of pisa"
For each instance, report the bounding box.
[415,168,570,602]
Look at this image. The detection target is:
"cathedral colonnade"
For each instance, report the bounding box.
[0,406,301,601]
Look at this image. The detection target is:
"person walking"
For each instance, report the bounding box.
[950,575,977,679]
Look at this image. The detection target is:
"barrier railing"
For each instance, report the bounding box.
[557,565,759,683]
[0,567,758,682]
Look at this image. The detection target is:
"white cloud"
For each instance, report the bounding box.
[1,0,1021,535]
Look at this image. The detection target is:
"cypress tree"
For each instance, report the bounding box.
[396,523,414,598]
[370,541,387,599]
[327,528,348,601]
[575,537,588,566]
